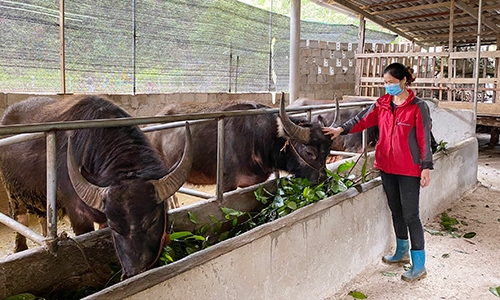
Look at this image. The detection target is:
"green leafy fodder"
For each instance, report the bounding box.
[159,159,371,265]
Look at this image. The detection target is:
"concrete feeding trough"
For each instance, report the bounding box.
[0,101,478,299]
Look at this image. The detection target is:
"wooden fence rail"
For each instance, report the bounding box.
[355,44,500,104]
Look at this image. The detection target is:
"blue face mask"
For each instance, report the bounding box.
[385,83,403,96]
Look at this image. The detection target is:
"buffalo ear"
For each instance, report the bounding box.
[316,115,329,127]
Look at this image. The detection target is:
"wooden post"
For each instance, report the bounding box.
[355,15,366,96]
[496,34,500,104]
[59,0,65,94]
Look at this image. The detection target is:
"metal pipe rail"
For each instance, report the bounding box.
[0,100,373,252]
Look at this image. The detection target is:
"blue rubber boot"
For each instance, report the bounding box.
[401,249,427,282]
[382,238,410,264]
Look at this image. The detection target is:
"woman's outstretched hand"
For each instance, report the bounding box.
[322,126,344,140]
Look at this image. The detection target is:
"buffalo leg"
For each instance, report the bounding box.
[39,216,47,236]
[14,214,29,252]
[8,199,29,252]
[65,207,98,236]
[489,127,499,146]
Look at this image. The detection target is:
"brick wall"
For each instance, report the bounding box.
[299,39,358,100]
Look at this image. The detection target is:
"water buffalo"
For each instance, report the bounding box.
[146,96,333,192]
[289,97,379,153]
[0,95,193,279]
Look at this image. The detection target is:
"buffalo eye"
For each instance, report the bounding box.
[305,149,316,160]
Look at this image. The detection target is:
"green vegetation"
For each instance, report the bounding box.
[424,211,476,240]
[159,158,372,266]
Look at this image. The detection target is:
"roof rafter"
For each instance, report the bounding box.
[326,0,415,41]
[371,2,450,15]
[454,0,500,32]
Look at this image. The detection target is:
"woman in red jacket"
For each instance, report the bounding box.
[323,62,433,282]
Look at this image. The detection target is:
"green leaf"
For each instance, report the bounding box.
[209,214,219,224]
[348,290,367,299]
[381,271,397,277]
[199,224,209,236]
[463,232,476,239]
[337,160,355,174]
[442,253,450,258]
[490,286,500,297]
[170,231,194,240]
[218,231,229,241]
[287,201,297,210]
[302,186,311,198]
[188,211,198,224]
[221,207,244,217]
[315,190,326,199]
[186,234,206,241]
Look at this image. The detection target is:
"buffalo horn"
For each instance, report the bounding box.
[278,92,310,144]
[67,137,108,212]
[329,96,340,127]
[151,122,194,202]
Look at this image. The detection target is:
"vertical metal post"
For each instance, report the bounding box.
[216,118,225,201]
[132,0,137,95]
[473,0,483,122]
[289,0,300,104]
[228,43,233,92]
[59,0,66,94]
[235,56,239,93]
[46,132,57,240]
[268,0,274,91]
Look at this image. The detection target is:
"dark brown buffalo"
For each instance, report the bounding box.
[146,97,333,192]
[0,95,192,279]
[289,97,379,153]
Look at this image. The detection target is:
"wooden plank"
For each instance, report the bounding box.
[356,52,449,58]
[438,102,500,117]
[371,2,449,15]
[449,51,500,59]
[477,117,500,127]
[359,77,498,84]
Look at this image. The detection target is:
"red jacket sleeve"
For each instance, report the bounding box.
[340,103,379,134]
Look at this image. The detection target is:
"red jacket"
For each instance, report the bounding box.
[340,89,434,177]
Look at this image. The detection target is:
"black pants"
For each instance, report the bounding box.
[380,171,425,250]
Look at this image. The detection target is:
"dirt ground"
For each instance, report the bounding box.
[327,133,500,300]
[0,134,499,300]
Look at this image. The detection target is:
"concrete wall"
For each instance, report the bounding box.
[0,92,279,119]
[85,105,478,299]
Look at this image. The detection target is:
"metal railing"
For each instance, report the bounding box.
[0,100,372,253]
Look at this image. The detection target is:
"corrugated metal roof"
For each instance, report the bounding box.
[314,0,500,47]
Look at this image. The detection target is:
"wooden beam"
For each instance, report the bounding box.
[449,0,455,54]
[412,30,497,40]
[371,2,450,15]
[355,15,366,96]
[393,16,472,29]
[454,0,500,33]
[326,0,415,42]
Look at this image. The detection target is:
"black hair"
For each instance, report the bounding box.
[383,62,415,85]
